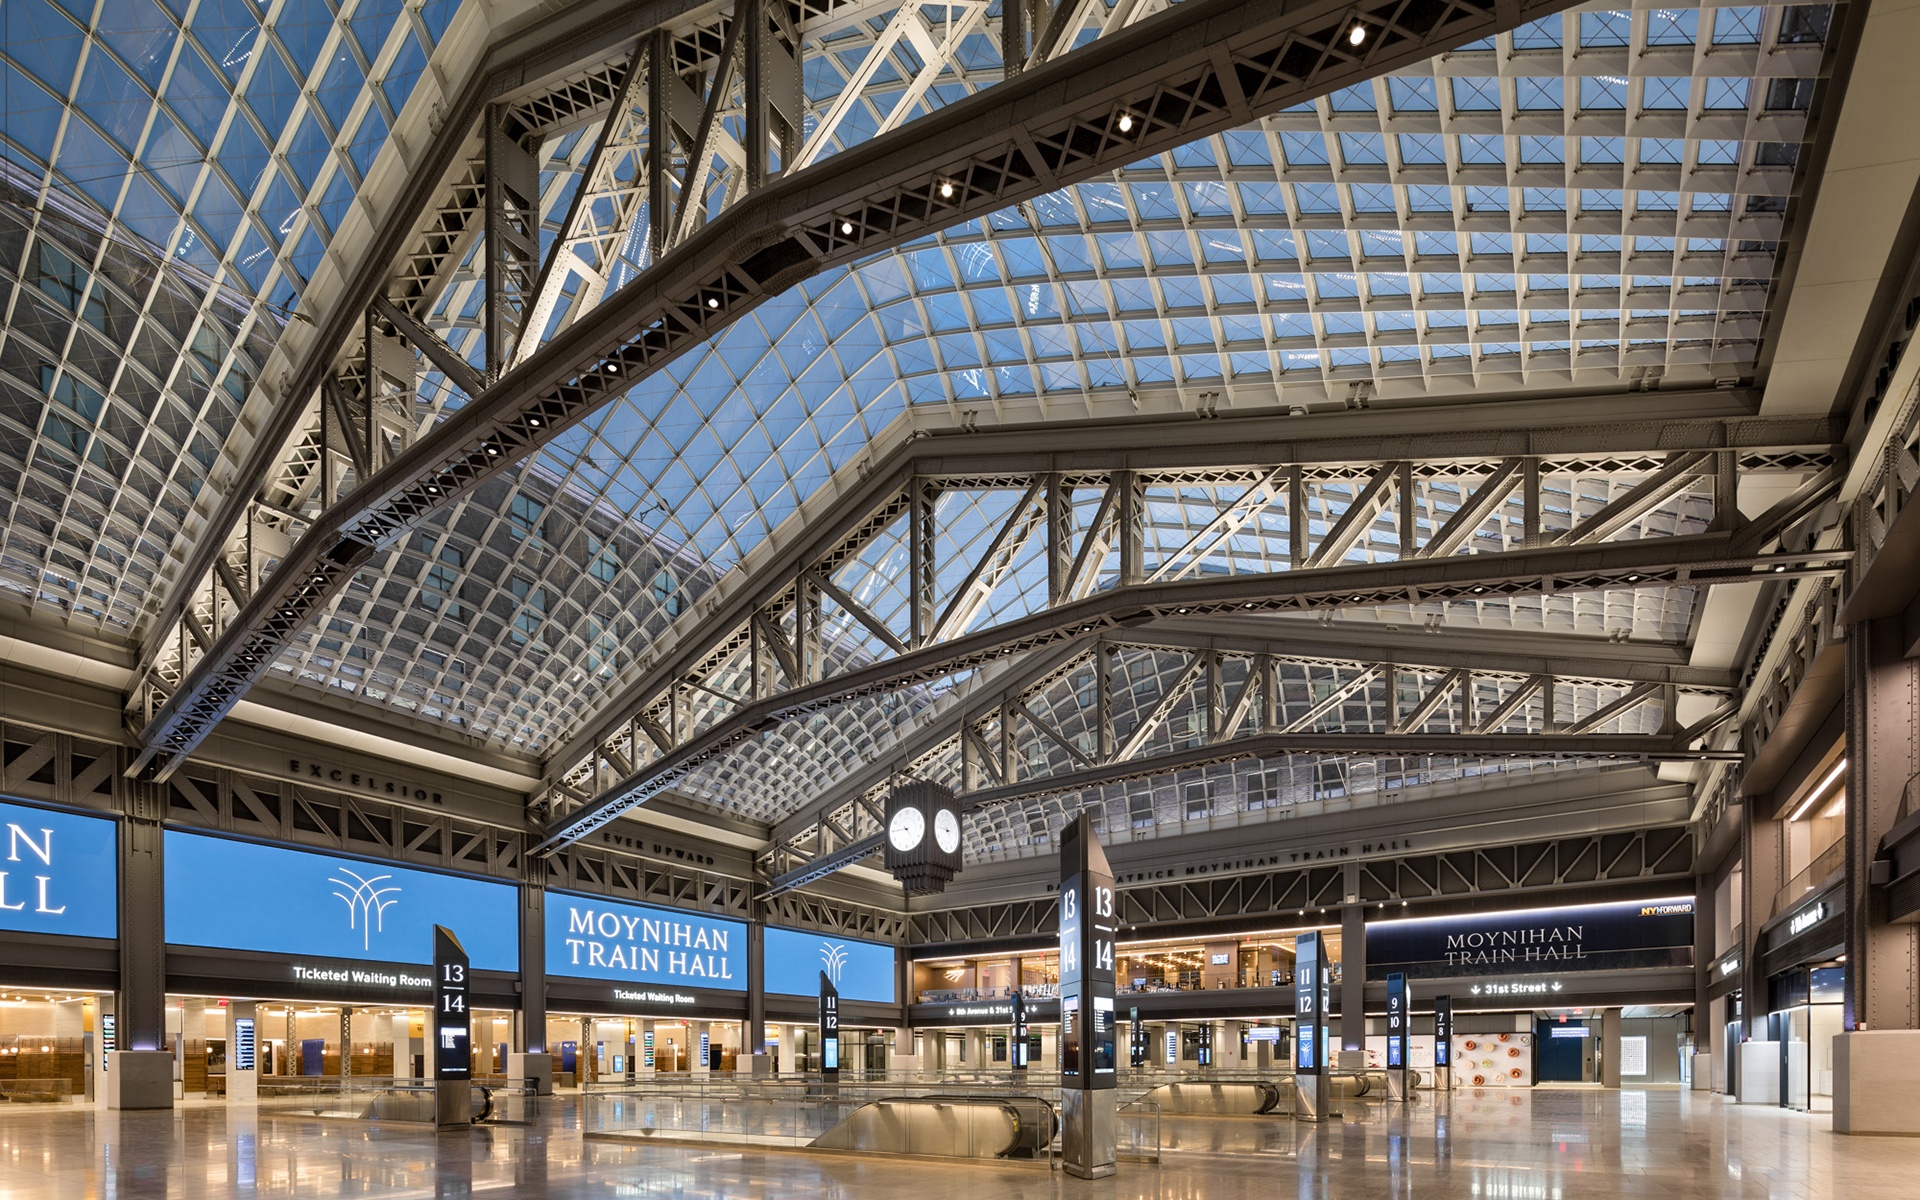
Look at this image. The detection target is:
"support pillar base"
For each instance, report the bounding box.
[1834,1031,1920,1135]
[507,1053,553,1096]
[1059,1088,1117,1178]
[1736,1041,1779,1105]
[103,1051,174,1110]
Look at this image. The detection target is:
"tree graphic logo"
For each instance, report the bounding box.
[329,867,401,951]
[820,942,849,985]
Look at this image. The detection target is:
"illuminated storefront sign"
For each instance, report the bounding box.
[0,798,116,940]
[1787,902,1827,937]
[546,892,745,989]
[763,926,896,1003]
[164,830,518,971]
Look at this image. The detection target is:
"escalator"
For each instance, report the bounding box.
[809,1094,1058,1159]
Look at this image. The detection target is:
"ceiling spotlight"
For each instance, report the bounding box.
[427,485,438,493]
[1348,23,1367,47]
[1117,112,1135,133]
[706,296,721,309]
[1772,564,1786,573]
[840,220,855,235]
[1471,585,1486,594]
[605,363,619,374]
[1626,574,1640,582]
[939,180,955,199]
[485,445,499,455]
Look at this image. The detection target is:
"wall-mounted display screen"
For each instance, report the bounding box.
[163,831,518,971]
[546,891,746,990]
[763,926,896,1003]
[0,798,117,940]
[1365,897,1695,980]
[232,1018,255,1071]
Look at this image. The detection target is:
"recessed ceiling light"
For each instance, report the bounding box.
[939,180,955,199]
[706,296,721,309]
[1117,112,1134,133]
[840,220,854,235]
[1349,23,1366,47]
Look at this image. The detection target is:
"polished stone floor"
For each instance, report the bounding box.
[0,1088,1908,1198]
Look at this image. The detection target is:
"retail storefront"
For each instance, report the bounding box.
[542,889,748,1082]
[1756,883,1845,1111]
[0,797,118,1103]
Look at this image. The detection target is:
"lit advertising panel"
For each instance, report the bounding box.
[763,926,896,1003]
[164,830,518,971]
[0,798,115,939]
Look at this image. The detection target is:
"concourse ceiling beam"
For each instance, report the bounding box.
[762,727,1719,895]
[539,533,1846,856]
[126,0,1586,781]
[545,414,1836,796]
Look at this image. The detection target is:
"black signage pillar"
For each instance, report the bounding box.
[1129,1006,1146,1069]
[1058,812,1116,1178]
[819,972,840,1080]
[1433,994,1454,1092]
[433,925,471,1129]
[1386,972,1410,1101]
[1294,931,1329,1121]
[1010,991,1029,1073]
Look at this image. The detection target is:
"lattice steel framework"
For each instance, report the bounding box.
[530,432,1841,853]
[123,0,1599,780]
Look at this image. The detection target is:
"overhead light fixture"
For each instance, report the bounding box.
[840,220,855,235]
[706,296,721,309]
[1348,23,1367,46]
[1773,564,1787,573]
[1786,759,1846,822]
[939,180,955,199]
[529,417,541,426]
[1117,112,1135,133]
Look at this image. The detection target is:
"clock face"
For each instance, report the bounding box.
[933,808,961,854]
[887,806,925,852]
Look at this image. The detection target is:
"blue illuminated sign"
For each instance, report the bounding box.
[0,798,116,940]
[763,926,896,1003]
[545,891,745,990]
[164,831,518,971]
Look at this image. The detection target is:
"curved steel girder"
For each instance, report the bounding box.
[127,0,1577,779]
[531,534,1848,854]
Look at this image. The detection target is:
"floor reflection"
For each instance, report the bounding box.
[0,1088,1904,1199]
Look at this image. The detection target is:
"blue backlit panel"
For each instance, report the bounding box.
[763,926,895,1004]
[163,830,518,971]
[0,798,116,940]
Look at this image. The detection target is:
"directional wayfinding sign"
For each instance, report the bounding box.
[819,971,841,1079]
[1294,931,1330,1122]
[1010,991,1029,1071]
[1387,972,1409,1071]
[1434,994,1454,1088]
[1295,932,1326,1075]
[432,925,471,1129]
[1058,812,1116,1179]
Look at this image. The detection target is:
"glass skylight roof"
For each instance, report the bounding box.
[258,3,1829,780]
[0,0,465,631]
[0,3,1837,853]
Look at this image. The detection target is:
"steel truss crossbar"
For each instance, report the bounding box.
[126,0,1584,780]
[764,726,1712,894]
[753,623,1739,891]
[536,533,1845,854]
